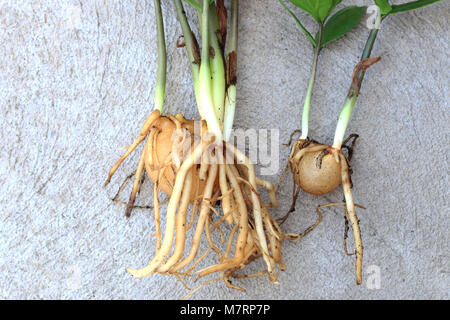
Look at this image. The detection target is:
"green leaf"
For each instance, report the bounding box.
[289,0,342,22]
[318,6,366,47]
[183,0,202,11]
[374,0,392,15]
[389,0,442,15]
[329,0,343,17]
[279,0,317,47]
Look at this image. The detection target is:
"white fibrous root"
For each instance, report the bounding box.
[105,110,287,293]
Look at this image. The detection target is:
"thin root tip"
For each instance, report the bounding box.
[104,178,111,187]
[193,269,205,277]
[126,268,143,278]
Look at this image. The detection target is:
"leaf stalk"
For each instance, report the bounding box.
[153,0,167,112]
[300,22,323,139]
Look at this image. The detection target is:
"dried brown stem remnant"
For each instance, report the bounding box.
[226,51,237,86]
[216,0,227,49]
[348,56,381,98]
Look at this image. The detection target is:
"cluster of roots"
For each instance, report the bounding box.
[105,110,290,294]
[278,132,364,285]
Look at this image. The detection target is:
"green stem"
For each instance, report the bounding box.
[173,0,202,116]
[198,0,222,139]
[360,28,378,60]
[208,1,221,44]
[332,28,379,149]
[208,2,226,123]
[153,0,166,112]
[300,22,322,139]
[226,0,238,56]
[223,0,238,141]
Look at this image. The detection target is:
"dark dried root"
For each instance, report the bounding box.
[283,203,323,242]
[283,129,302,146]
[343,207,354,256]
[341,133,359,162]
[278,183,300,225]
[110,172,152,209]
[124,150,146,217]
[109,170,160,216]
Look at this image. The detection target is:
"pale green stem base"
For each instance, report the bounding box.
[332,28,380,149]
[332,96,356,149]
[300,23,322,139]
[223,85,236,141]
[153,0,166,112]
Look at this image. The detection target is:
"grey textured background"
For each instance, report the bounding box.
[0,0,448,299]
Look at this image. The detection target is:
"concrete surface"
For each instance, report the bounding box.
[0,0,448,299]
